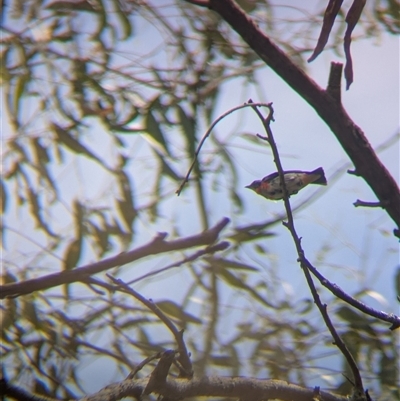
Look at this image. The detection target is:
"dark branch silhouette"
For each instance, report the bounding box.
[0,218,230,299]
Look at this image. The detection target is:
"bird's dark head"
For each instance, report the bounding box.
[245,180,261,192]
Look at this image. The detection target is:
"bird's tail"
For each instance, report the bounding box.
[310,167,327,185]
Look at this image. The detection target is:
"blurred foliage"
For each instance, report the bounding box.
[1,0,398,400]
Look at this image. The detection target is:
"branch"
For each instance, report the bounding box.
[3,376,347,401]
[303,259,400,330]
[327,62,343,103]
[353,199,388,208]
[126,352,163,380]
[208,0,400,235]
[107,276,193,378]
[250,104,366,397]
[126,241,230,285]
[0,376,57,401]
[154,376,348,401]
[143,350,176,395]
[0,218,230,298]
[184,0,209,6]
[176,102,274,196]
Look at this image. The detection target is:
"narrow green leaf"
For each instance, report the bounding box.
[22,298,39,327]
[27,187,57,237]
[241,133,266,144]
[145,110,169,156]
[90,222,110,256]
[217,268,274,308]
[72,199,84,236]
[210,355,234,367]
[117,199,136,232]
[177,105,196,158]
[51,123,101,162]
[213,257,259,272]
[152,149,181,182]
[63,238,82,271]
[379,354,397,386]
[111,0,132,40]
[31,137,50,164]
[117,106,139,128]
[336,306,375,334]
[14,74,29,118]
[0,179,7,213]
[230,189,243,210]
[0,48,11,86]
[115,170,136,231]
[156,300,202,324]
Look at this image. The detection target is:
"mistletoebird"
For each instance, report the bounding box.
[246,167,327,200]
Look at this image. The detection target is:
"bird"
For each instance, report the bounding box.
[246,167,327,200]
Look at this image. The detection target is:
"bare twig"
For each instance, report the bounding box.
[353,200,387,208]
[327,62,343,103]
[302,259,400,330]
[184,0,210,7]
[143,350,176,395]
[347,169,361,176]
[106,275,193,378]
[250,103,366,397]
[126,352,163,380]
[176,102,274,196]
[126,241,230,285]
[0,218,230,299]
[248,100,289,203]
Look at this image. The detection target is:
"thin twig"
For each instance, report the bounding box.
[184,0,210,7]
[176,102,274,196]
[303,260,400,330]
[250,102,366,396]
[126,241,230,285]
[143,350,176,395]
[353,200,387,208]
[126,352,164,380]
[106,275,193,378]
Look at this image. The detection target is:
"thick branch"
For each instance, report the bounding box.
[2,375,349,401]
[208,0,400,233]
[157,376,348,401]
[81,376,348,401]
[0,218,230,298]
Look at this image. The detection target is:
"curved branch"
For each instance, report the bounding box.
[176,102,274,196]
[304,259,400,330]
[106,276,193,378]
[0,218,230,299]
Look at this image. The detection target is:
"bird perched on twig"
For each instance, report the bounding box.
[246,167,327,200]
